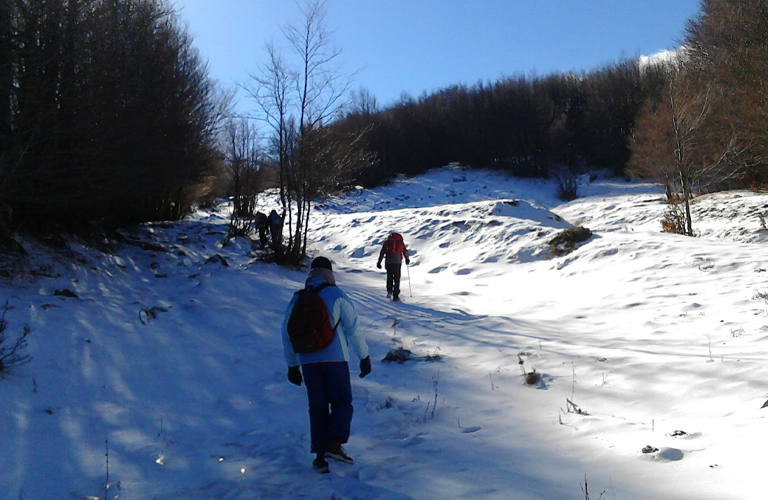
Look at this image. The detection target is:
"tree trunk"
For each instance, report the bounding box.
[682,179,693,236]
[302,198,311,257]
[0,0,12,155]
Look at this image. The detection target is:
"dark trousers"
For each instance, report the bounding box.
[270,225,283,255]
[302,362,353,455]
[385,262,402,297]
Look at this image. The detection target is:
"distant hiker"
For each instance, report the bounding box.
[281,256,372,474]
[376,232,410,301]
[255,211,269,247]
[268,209,283,256]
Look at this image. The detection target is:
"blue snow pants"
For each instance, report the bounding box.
[301,361,353,455]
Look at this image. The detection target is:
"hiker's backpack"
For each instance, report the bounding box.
[385,233,405,256]
[286,283,341,354]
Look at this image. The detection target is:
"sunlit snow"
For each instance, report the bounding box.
[2,166,767,499]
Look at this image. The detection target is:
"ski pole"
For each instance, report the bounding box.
[406,262,412,298]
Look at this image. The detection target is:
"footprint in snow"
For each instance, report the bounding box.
[403,437,425,447]
[643,446,685,462]
[657,448,684,461]
[461,426,481,434]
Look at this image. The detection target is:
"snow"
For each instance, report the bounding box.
[2,165,768,499]
[639,47,687,70]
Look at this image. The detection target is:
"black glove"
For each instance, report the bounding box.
[359,356,372,378]
[376,262,382,269]
[287,366,303,386]
[405,258,410,265]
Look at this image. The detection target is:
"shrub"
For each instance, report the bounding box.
[661,203,688,235]
[557,172,578,201]
[0,301,32,375]
[549,227,593,256]
[382,347,413,364]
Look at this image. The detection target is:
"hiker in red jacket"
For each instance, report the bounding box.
[376,232,410,301]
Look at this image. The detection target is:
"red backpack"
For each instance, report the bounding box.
[385,233,405,256]
[286,283,341,353]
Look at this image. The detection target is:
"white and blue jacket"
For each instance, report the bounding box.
[281,268,369,367]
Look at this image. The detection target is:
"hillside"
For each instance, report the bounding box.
[2,167,768,499]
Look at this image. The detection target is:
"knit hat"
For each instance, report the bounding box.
[310,256,333,271]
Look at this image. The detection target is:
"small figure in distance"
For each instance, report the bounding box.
[376,232,409,301]
[255,211,268,247]
[268,209,283,257]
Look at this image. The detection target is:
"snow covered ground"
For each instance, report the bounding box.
[2,166,768,499]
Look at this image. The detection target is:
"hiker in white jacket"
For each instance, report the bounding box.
[281,256,371,474]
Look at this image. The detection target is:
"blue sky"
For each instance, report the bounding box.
[174,0,702,112]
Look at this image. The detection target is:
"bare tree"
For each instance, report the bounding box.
[283,0,356,262]
[0,301,32,374]
[348,87,380,116]
[629,61,745,236]
[627,96,676,200]
[224,117,263,241]
[0,0,11,154]
[685,0,768,180]
[245,41,293,216]
[246,0,372,264]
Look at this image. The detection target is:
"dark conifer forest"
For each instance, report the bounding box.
[0,0,224,234]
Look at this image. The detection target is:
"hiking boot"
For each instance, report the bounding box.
[392,294,400,302]
[386,292,391,299]
[326,443,354,464]
[312,457,330,474]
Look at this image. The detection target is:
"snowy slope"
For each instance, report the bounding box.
[2,166,768,499]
